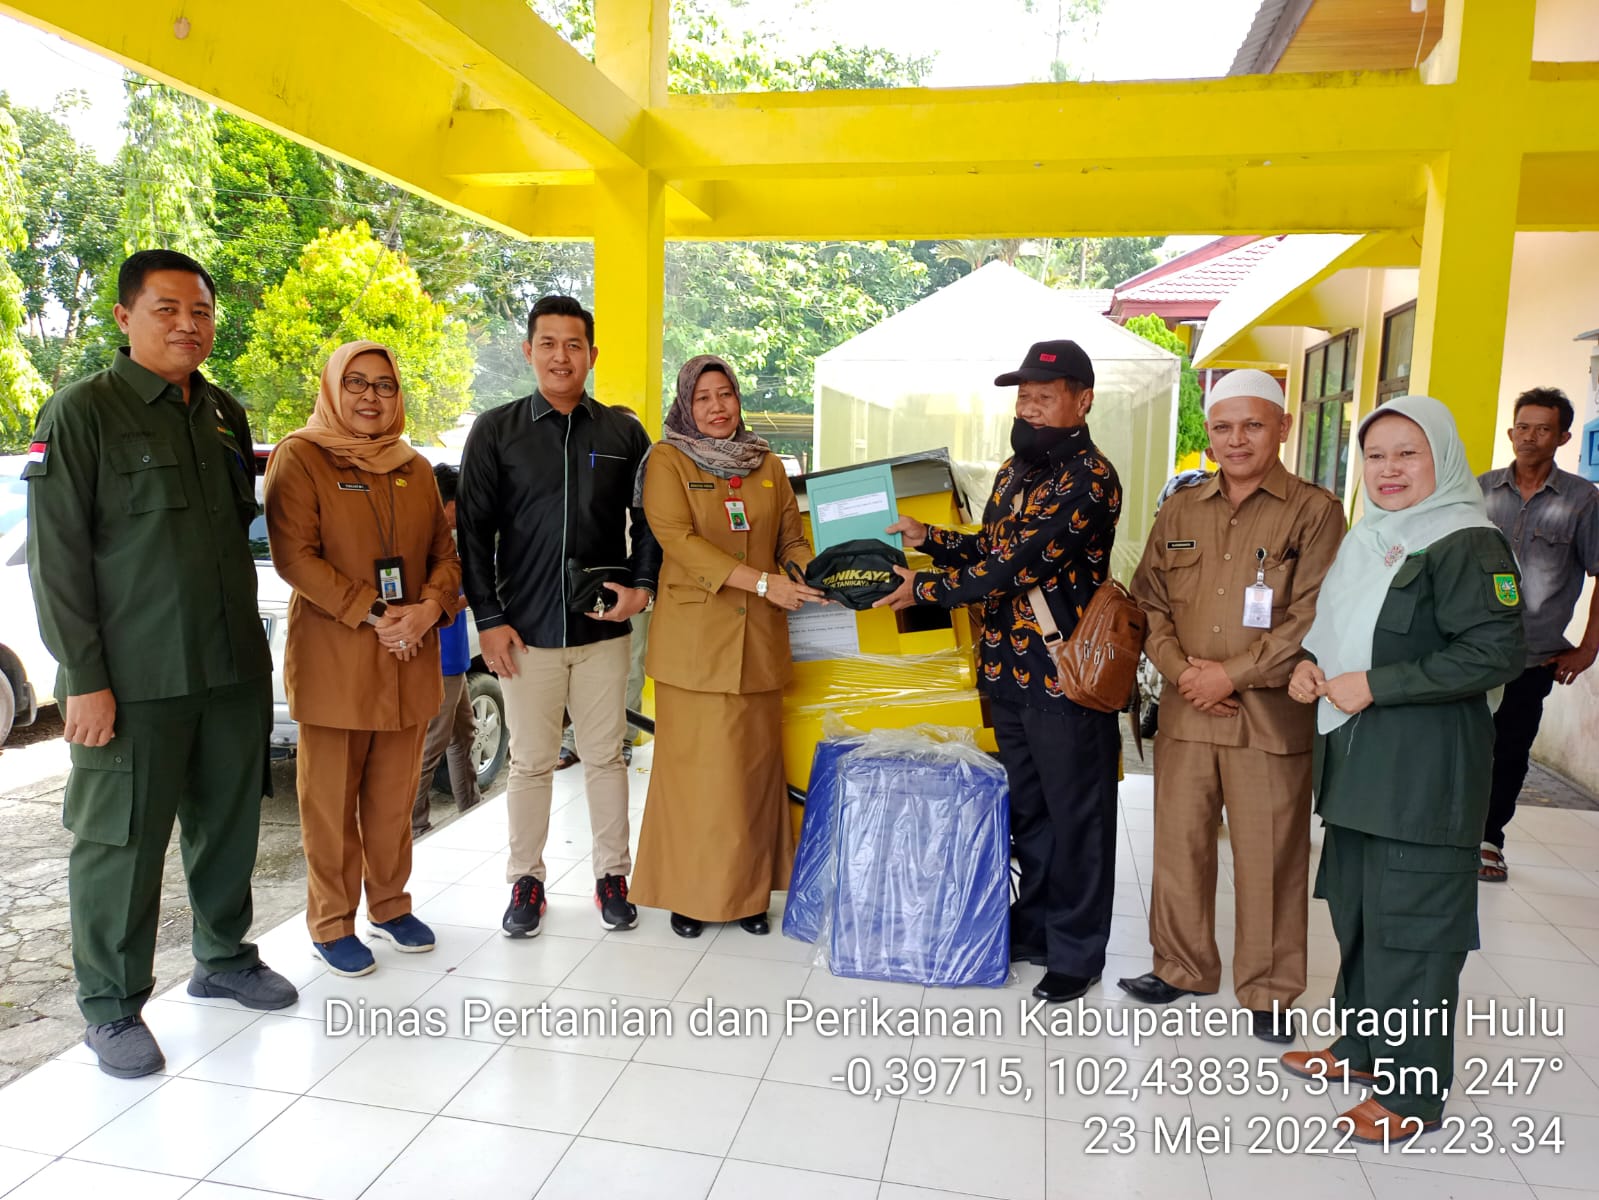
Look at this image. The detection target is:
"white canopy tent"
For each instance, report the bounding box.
[814,262,1181,583]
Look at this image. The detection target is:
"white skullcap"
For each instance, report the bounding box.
[1205,368,1285,415]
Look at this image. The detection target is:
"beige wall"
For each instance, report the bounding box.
[1498,232,1599,794]
[1534,0,1599,60]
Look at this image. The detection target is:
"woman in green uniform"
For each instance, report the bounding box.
[1280,395,1525,1141]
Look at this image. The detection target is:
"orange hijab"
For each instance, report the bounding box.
[280,340,414,474]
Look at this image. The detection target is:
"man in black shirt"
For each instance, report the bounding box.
[878,340,1122,1004]
[457,296,661,936]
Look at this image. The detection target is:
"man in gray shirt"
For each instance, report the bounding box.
[1478,387,1599,882]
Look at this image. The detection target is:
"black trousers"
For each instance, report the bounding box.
[1484,664,1557,849]
[993,697,1120,980]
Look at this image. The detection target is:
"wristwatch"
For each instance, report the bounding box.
[642,590,655,613]
[756,572,769,599]
[365,598,388,626]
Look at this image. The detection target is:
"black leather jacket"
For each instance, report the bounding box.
[457,392,661,649]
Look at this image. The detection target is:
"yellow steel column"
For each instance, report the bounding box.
[1408,0,1533,471]
[592,0,669,433]
[591,171,666,429]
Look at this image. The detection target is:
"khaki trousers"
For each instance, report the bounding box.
[298,722,426,943]
[1149,735,1312,1010]
[501,636,631,883]
[411,674,483,831]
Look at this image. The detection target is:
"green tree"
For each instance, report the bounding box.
[1123,312,1205,461]
[118,77,219,259]
[207,113,336,391]
[663,240,926,418]
[234,222,476,443]
[0,102,49,449]
[9,95,120,388]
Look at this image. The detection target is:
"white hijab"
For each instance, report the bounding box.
[1302,395,1497,734]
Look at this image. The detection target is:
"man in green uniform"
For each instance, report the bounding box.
[24,249,297,1079]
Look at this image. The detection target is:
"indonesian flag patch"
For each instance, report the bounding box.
[21,438,49,478]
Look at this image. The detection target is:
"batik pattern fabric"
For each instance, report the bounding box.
[915,427,1121,710]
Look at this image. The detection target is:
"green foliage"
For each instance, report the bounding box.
[118,77,219,261]
[1123,312,1206,461]
[0,102,49,450]
[8,95,118,390]
[663,240,927,414]
[529,0,933,92]
[207,113,336,391]
[234,223,475,444]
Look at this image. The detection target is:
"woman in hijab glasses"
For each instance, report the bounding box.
[628,355,824,939]
[1280,396,1524,1142]
[265,341,462,977]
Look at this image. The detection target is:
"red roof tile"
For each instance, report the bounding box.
[1113,236,1283,305]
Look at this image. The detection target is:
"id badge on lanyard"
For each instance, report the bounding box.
[1242,547,1273,629]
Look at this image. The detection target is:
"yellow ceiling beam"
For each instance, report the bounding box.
[440,109,592,186]
[339,0,644,168]
[648,72,1454,180]
[0,0,568,241]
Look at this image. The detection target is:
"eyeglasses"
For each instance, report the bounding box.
[342,375,398,398]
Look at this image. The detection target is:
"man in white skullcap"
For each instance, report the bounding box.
[1121,369,1346,1042]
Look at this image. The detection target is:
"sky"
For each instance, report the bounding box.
[0,0,1259,259]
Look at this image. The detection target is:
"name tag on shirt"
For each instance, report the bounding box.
[338,481,370,492]
[1166,540,1197,550]
[1243,583,1274,629]
[687,481,715,490]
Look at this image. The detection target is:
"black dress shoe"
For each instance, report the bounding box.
[1250,1009,1295,1044]
[738,913,770,935]
[670,912,704,938]
[1032,971,1100,1003]
[1116,972,1211,1005]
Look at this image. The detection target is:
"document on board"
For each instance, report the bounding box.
[807,462,902,553]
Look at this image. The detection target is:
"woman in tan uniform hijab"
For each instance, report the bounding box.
[265,340,461,977]
[630,356,824,938]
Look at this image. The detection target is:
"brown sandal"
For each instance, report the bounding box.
[1479,842,1508,883]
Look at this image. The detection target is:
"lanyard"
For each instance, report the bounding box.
[346,467,398,559]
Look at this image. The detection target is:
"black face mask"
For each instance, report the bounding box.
[1010,417,1077,464]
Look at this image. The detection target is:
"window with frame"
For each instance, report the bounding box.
[1297,330,1357,499]
[1377,302,1415,405]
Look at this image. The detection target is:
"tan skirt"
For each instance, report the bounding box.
[629,684,795,922]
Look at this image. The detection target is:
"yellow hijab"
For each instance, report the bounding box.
[281,340,414,474]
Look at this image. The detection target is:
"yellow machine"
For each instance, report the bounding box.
[780,451,996,831]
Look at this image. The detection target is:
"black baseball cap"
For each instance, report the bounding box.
[995,339,1095,389]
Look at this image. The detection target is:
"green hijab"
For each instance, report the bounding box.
[1302,395,1497,734]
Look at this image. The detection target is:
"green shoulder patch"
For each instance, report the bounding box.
[1493,573,1520,608]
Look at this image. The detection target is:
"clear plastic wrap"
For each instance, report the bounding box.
[789,725,1012,989]
[782,731,866,945]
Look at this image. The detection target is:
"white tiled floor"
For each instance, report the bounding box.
[3,756,1599,1198]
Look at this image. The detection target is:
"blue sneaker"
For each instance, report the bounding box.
[312,935,376,977]
[368,914,436,953]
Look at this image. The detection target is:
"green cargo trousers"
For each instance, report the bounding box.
[1318,823,1478,1124]
[66,677,271,1024]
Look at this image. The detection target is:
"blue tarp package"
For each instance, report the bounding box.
[792,726,1012,988]
[782,734,865,945]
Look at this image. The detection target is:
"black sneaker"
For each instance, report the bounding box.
[503,875,546,938]
[596,874,638,931]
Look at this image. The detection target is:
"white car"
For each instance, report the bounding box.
[0,455,57,742]
[249,449,508,794]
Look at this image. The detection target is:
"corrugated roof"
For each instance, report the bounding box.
[1115,237,1282,304]
[1229,0,1311,75]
